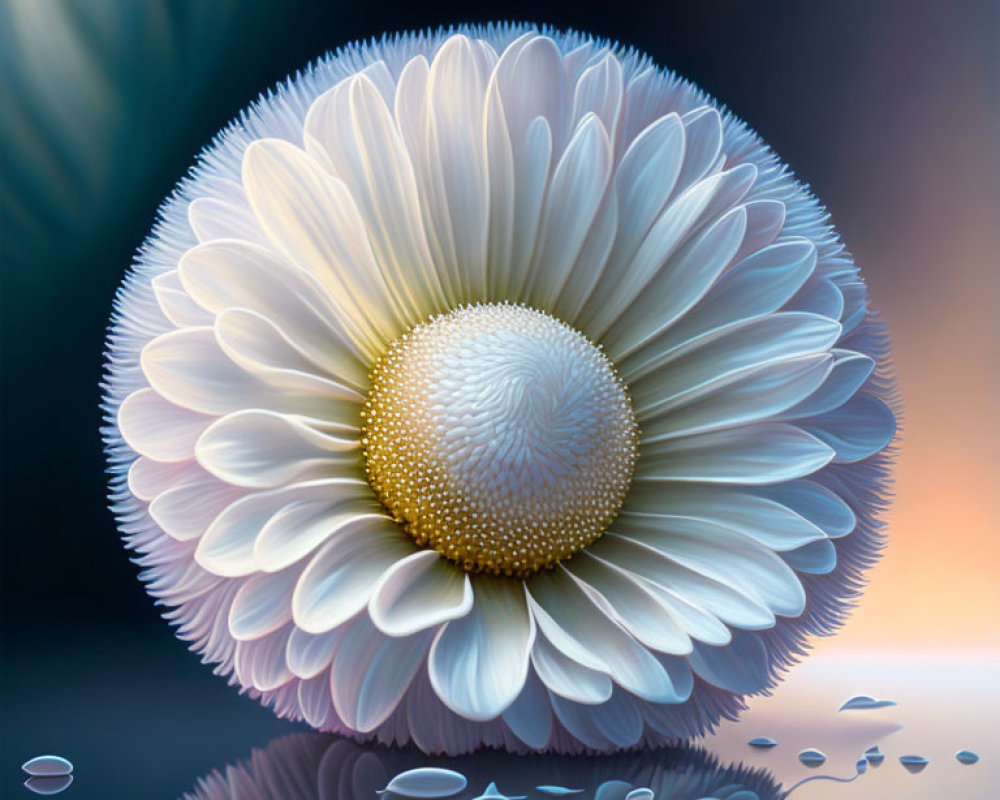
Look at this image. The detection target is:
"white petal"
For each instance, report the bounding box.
[178,240,367,389]
[734,199,786,261]
[483,69,516,296]
[801,393,896,463]
[369,550,473,637]
[142,327,344,418]
[675,107,723,191]
[228,569,298,640]
[507,116,552,299]
[127,457,204,502]
[591,691,644,749]
[292,515,415,634]
[639,354,833,441]
[782,538,837,575]
[286,625,346,680]
[791,276,844,320]
[565,552,692,655]
[423,35,490,300]
[429,576,534,720]
[496,35,570,156]
[572,53,624,141]
[641,239,817,358]
[591,534,775,630]
[601,113,685,284]
[627,312,842,400]
[298,670,338,729]
[195,409,357,489]
[600,200,751,360]
[195,480,347,577]
[547,693,617,751]
[117,388,213,462]
[784,349,875,419]
[254,495,374,573]
[148,476,243,542]
[187,196,269,246]
[526,568,682,703]
[151,271,215,327]
[687,631,770,693]
[623,483,828,551]
[637,422,835,484]
[526,113,612,310]
[613,514,807,617]
[757,480,856,538]
[330,614,432,732]
[234,625,294,692]
[213,307,361,429]
[304,74,446,321]
[635,580,732,646]
[530,626,613,704]
[501,668,553,750]
[241,138,400,356]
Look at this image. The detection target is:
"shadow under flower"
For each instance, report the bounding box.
[180,734,785,800]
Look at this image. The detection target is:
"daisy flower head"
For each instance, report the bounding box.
[104,23,898,754]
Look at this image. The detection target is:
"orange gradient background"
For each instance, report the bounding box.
[810,5,1000,654]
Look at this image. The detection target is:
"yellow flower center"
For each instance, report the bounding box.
[361,303,638,578]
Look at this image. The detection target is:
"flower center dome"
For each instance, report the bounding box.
[361,303,639,577]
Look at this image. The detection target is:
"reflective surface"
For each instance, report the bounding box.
[180,735,783,800]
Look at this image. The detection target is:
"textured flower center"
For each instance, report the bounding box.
[361,303,639,577]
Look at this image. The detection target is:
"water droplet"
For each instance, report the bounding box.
[624,789,654,800]
[473,782,526,800]
[536,788,583,796]
[21,755,73,777]
[23,775,73,796]
[595,779,632,800]
[838,695,897,711]
[797,749,827,767]
[955,750,979,765]
[747,737,777,749]
[899,755,929,774]
[378,768,468,798]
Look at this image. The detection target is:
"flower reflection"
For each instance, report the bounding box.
[180,733,783,800]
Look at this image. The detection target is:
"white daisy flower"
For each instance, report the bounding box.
[103,23,898,754]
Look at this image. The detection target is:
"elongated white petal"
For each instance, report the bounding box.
[623,483,828,551]
[527,568,683,702]
[127,457,204,502]
[178,240,367,389]
[591,534,775,630]
[526,113,612,309]
[613,514,807,617]
[565,552,692,655]
[195,481,349,577]
[330,614,433,732]
[292,515,415,634]
[429,576,534,720]
[639,354,833,442]
[286,625,346,680]
[784,349,875,419]
[757,480,857,538]
[196,410,357,489]
[228,569,298,640]
[638,422,835,484]
[117,388,213,462]
[501,668,554,749]
[530,627,613,704]
[369,550,473,637]
[241,138,400,355]
[149,476,244,542]
[802,393,896,463]
[305,74,446,321]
